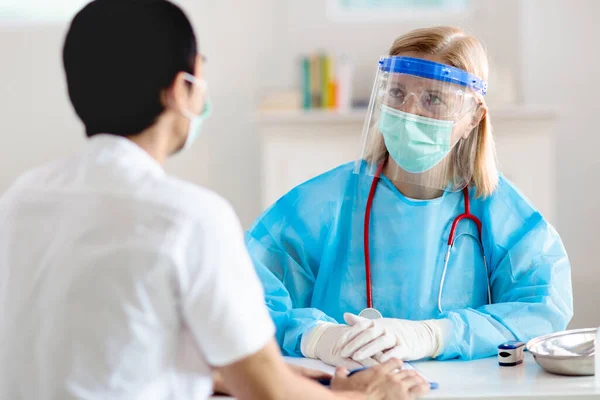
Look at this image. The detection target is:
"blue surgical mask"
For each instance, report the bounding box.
[182,73,211,151]
[378,104,454,173]
[183,98,212,150]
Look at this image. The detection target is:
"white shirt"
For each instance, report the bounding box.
[0,134,275,400]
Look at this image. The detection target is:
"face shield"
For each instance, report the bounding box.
[354,56,488,192]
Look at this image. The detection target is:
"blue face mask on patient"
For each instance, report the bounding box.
[182,73,212,151]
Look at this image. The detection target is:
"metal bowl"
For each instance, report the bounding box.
[526,328,596,376]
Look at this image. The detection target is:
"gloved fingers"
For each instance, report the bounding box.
[351,331,397,361]
[333,319,374,354]
[353,356,380,367]
[336,357,365,370]
[376,346,408,363]
[340,325,386,358]
[343,312,367,326]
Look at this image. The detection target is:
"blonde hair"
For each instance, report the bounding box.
[366,26,498,197]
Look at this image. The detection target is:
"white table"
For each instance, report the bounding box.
[212,354,600,399]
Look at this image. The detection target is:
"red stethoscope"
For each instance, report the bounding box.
[359,162,492,320]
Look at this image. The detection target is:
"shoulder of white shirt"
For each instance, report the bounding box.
[156,174,238,222]
[4,154,238,230]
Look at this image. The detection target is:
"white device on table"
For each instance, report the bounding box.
[498,341,526,367]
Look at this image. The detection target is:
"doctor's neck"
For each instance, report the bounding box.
[383,161,445,200]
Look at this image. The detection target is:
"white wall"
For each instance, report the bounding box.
[520,0,600,329]
[259,0,522,105]
[0,26,85,188]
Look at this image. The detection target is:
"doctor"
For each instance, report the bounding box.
[0,1,428,399]
[246,26,573,368]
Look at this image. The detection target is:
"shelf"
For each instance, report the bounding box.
[256,105,558,125]
[256,109,367,124]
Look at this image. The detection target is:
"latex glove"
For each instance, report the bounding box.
[340,313,452,362]
[301,321,382,369]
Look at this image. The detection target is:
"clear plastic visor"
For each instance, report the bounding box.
[354,58,485,193]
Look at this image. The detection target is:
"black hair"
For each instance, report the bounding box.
[63,0,197,137]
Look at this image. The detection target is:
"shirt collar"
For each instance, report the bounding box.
[87,134,166,177]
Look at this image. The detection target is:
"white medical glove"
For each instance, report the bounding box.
[300,321,382,369]
[340,313,452,362]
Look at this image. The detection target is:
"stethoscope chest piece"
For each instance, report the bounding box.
[358,308,383,319]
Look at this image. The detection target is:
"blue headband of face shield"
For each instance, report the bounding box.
[379,56,488,96]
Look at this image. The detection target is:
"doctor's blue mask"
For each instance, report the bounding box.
[378,105,455,173]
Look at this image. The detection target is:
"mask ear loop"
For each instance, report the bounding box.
[182,73,208,119]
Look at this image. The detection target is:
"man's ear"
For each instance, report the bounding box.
[162,71,190,113]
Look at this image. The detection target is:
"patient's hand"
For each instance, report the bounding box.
[288,363,332,380]
[331,359,429,399]
[212,363,332,395]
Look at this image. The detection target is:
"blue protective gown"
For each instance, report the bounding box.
[245,162,573,360]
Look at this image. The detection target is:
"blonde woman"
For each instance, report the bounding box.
[246,26,573,368]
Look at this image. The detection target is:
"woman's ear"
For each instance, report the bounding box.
[463,103,487,139]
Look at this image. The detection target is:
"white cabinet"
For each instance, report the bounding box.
[257,106,558,223]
